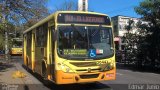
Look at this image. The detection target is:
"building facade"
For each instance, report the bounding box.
[111,15,140,50]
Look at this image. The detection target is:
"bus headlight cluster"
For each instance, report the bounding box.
[109,63,114,70]
[110,62,114,67]
[100,62,114,71]
[107,60,114,70]
[60,63,73,73]
[105,63,113,71]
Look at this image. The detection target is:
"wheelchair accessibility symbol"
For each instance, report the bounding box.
[89,49,96,58]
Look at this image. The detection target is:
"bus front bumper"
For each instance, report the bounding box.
[55,68,116,84]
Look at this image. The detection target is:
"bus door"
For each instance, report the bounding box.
[51,26,56,81]
[47,26,55,80]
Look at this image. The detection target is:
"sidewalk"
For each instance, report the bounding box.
[0,58,50,90]
[0,62,42,84]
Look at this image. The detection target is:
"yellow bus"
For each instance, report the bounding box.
[10,38,23,56]
[23,11,116,84]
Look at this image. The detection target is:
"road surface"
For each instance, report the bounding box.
[0,56,160,90]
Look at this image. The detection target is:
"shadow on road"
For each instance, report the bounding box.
[0,61,15,72]
[116,62,160,74]
[0,56,22,72]
[44,82,111,90]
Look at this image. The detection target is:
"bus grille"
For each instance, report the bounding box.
[70,62,98,67]
[76,68,100,72]
[79,74,99,79]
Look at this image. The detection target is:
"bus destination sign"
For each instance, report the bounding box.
[58,13,111,25]
[65,15,104,23]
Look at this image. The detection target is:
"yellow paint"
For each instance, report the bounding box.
[46,28,50,79]
[31,33,35,71]
[10,48,22,55]
[55,68,116,84]
[12,71,26,79]
[23,37,27,65]
[46,27,53,79]
[48,74,52,80]
[63,49,87,55]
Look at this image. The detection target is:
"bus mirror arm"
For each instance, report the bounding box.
[71,24,75,27]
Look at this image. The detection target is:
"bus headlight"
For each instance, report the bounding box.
[109,63,114,70]
[105,63,113,71]
[100,62,114,71]
[60,63,73,73]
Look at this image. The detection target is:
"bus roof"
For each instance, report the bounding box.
[23,11,109,34]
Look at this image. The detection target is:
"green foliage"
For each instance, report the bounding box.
[0,0,49,50]
[0,0,49,25]
[0,34,4,50]
[54,0,77,11]
[122,20,138,64]
[135,0,160,23]
[0,24,3,31]
[125,19,134,33]
[135,0,160,69]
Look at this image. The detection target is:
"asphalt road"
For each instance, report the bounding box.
[0,56,160,90]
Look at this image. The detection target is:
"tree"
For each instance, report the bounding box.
[0,0,49,34]
[0,0,49,60]
[0,0,49,25]
[125,19,134,33]
[54,0,77,11]
[123,19,138,65]
[135,0,160,69]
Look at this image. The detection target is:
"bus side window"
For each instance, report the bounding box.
[51,26,56,42]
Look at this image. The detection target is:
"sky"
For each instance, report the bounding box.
[47,0,144,18]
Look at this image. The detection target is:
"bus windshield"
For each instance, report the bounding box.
[12,38,23,48]
[58,26,114,60]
